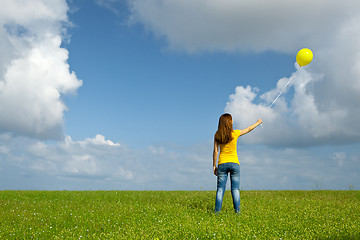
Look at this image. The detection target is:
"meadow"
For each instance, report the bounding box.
[0,190,359,239]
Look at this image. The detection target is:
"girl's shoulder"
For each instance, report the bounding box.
[233,129,241,136]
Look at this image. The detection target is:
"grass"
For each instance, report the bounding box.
[0,190,359,239]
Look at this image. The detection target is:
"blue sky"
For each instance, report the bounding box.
[64,0,295,147]
[1,0,360,190]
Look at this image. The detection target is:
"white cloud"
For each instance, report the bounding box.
[13,134,133,181]
[83,134,121,146]
[0,0,82,139]
[0,133,214,190]
[65,154,98,175]
[128,0,360,53]
[95,0,121,15]
[1,133,359,190]
[225,64,360,147]
[332,152,346,167]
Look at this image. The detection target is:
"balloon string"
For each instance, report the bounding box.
[269,91,283,109]
[268,77,293,109]
[261,77,293,129]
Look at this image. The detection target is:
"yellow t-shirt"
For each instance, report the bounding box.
[218,130,241,165]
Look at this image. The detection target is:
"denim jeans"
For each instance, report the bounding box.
[215,162,240,213]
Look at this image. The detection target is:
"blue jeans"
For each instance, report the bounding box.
[215,162,240,213]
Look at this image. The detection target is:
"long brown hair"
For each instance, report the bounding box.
[215,113,233,144]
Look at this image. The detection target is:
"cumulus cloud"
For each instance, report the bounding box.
[225,63,360,147]
[0,0,82,139]
[3,134,134,182]
[128,0,360,147]
[224,66,359,147]
[0,133,214,190]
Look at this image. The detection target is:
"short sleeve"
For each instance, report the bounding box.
[234,129,241,138]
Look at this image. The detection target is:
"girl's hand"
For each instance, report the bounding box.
[213,166,218,176]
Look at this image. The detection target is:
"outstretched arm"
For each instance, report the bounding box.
[240,119,262,136]
[213,139,219,176]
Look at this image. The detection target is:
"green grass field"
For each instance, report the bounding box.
[0,190,359,239]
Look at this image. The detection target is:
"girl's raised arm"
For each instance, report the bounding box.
[240,119,262,136]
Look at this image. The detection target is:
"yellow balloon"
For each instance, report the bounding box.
[296,48,313,67]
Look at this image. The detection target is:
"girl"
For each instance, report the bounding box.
[213,113,262,213]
